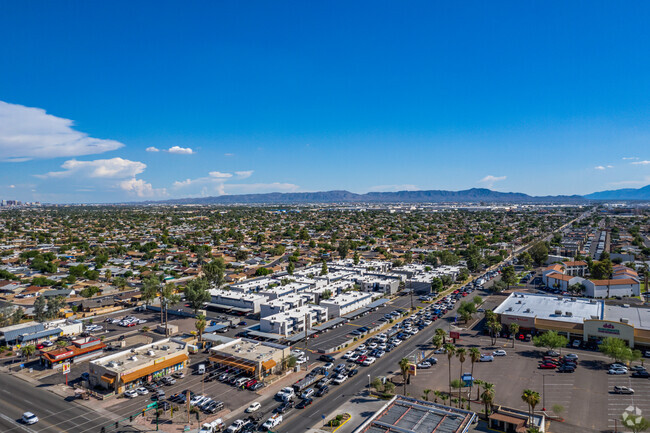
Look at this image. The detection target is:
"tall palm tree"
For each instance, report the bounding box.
[468,348,481,408]
[456,348,467,405]
[432,335,443,351]
[22,344,36,361]
[481,382,495,416]
[161,283,181,336]
[195,314,207,344]
[435,328,447,345]
[521,389,541,424]
[444,343,456,399]
[399,358,410,395]
[509,323,520,348]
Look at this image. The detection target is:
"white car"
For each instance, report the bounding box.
[614,386,635,394]
[136,387,149,395]
[362,357,376,366]
[342,351,354,359]
[332,374,348,385]
[246,402,261,413]
[291,349,305,358]
[323,362,334,370]
[480,354,494,362]
[226,419,246,433]
[492,350,507,356]
[41,340,54,347]
[610,363,628,371]
[21,412,38,425]
[125,389,138,398]
[276,387,294,400]
[608,368,627,375]
[348,354,360,362]
[417,361,432,369]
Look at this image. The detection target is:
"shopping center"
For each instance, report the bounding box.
[88,338,189,394]
[494,292,650,349]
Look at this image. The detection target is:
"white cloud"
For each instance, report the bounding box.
[0,100,124,161]
[622,157,639,160]
[224,153,234,157]
[209,171,233,179]
[235,170,254,179]
[167,146,194,155]
[608,176,650,186]
[607,165,614,168]
[119,178,167,198]
[146,146,160,152]
[9,185,15,188]
[594,166,606,170]
[37,157,147,179]
[368,184,418,192]
[478,175,507,188]
[631,160,650,165]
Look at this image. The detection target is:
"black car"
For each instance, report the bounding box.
[632,370,650,378]
[296,398,313,409]
[159,401,171,411]
[319,355,335,363]
[348,369,359,377]
[315,386,329,397]
[275,400,294,413]
[557,365,575,373]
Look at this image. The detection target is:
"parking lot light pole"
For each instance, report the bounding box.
[367,374,371,389]
[542,374,545,411]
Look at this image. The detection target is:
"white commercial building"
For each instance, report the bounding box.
[208,289,266,314]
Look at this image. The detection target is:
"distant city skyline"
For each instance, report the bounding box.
[1,1,650,203]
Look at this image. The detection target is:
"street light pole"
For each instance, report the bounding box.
[542,374,546,411]
[367,374,371,390]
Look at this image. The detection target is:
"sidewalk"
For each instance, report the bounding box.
[306,391,388,433]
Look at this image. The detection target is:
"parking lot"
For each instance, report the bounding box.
[404,329,647,432]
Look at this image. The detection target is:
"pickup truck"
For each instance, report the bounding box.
[262,414,283,429]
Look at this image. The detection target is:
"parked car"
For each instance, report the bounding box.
[480,354,494,362]
[136,387,149,395]
[538,362,556,369]
[21,412,38,425]
[492,350,507,356]
[614,386,635,394]
[632,370,650,378]
[557,365,575,373]
[417,361,432,369]
[315,386,329,397]
[608,368,627,375]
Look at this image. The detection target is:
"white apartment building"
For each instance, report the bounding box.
[320,291,375,318]
[208,289,266,314]
[259,293,311,318]
[259,305,328,336]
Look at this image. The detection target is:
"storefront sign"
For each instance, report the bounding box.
[154,356,166,365]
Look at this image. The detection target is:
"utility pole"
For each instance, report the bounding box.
[186,389,190,425]
[304,312,310,370]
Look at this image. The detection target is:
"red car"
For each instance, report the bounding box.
[539,362,556,369]
[36,343,45,350]
[357,355,367,364]
[245,379,257,389]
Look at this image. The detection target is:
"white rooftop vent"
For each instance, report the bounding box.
[128,356,138,362]
[623,304,630,308]
[621,318,629,324]
[147,350,155,356]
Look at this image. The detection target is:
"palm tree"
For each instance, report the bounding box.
[161,283,181,336]
[432,334,443,351]
[444,343,456,399]
[195,314,207,344]
[399,358,410,395]
[435,328,447,345]
[423,389,431,401]
[509,323,520,348]
[456,348,467,405]
[521,389,541,424]
[468,348,481,408]
[22,344,36,361]
[481,382,495,417]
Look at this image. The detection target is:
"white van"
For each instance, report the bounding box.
[197,364,206,375]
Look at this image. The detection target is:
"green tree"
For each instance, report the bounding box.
[599,337,634,363]
[518,251,533,269]
[431,278,443,293]
[509,323,520,348]
[321,289,333,300]
[22,344,36,361]
[521,389,540,424]
[481,382,495,416]
[11,306,24,325]
[320,260,328,276]
[161,283,181,336]
[591,259,613,280]
[445,343,456,399]
[287,261,295,275]
[195,314,207,343]
[422,388,431,401]
[501,265,516,290]
[185,277,211,314]
[353,251,360,265]
[34,296,47,322]
[620,414,650,433]
[468,348,481,409]
[450,379,464,408]
[532,331,568,353]
[399,358,411,395]
[529,242,548,266]
[140,276,159,306]
[435,328,447,345]
[456,348,467,405]
[202,258,226,289]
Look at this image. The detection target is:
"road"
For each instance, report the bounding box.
[0,373,132,433]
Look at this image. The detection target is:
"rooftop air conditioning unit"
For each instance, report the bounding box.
[555,310,562,315]
[161,345,169,350]
[565,312,573,317]
[147,350,155,356]
[129,356,138,362]
[621,318,629,324]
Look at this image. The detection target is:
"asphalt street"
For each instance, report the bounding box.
[0,373,131,433]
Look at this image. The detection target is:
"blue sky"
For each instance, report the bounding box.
[1,1,650,203]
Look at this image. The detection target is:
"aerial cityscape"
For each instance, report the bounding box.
[2,2,650,433]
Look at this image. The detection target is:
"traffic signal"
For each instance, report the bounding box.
[114,422,118,428]
[142,409,146,417]
[129,415,133,422]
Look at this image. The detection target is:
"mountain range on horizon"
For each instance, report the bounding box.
[134,184,650,205]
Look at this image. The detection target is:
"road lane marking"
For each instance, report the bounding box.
[0,413,39,433]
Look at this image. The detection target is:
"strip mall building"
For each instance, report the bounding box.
[89,338,189,394]
[494,292,650,349]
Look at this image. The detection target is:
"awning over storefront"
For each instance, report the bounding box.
[101,373,116,384]
[120,353,188,384]
[261,359,276,370]
[209,354,256,373]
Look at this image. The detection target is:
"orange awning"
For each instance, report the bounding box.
[209,355,256,373]
[101,373,116,384]
[261,359,276,370]
[121,353,188,384]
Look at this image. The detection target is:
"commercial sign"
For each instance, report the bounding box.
[154,356,166,365]
[408,363,417,377]
[500,314,535,328]
[597,323,620,335]
[62,362,71,375]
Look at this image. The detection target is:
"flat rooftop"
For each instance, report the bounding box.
[494,292,603,323]
[605,305,650,330]
[358,396,476,433]
[91,339,187,373]
[215,338,286,360]
[321,291,373,305]
[210,289,266,301]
